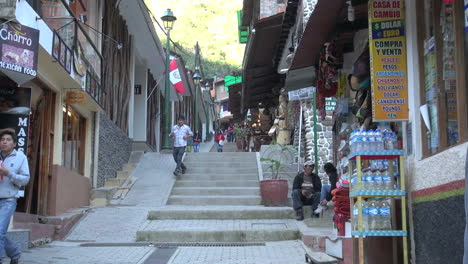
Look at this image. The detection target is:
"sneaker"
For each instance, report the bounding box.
[173,170,180,177]
[314,205,327,214]
[181,167,187,174]
[295,209,304,221]
[10,258,19,264]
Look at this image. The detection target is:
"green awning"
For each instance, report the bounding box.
[224,75,242,91]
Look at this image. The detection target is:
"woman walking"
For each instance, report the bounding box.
[215,130,225,152]
[193,131,201,152]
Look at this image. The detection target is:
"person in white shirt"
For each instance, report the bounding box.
[170,115,193,176]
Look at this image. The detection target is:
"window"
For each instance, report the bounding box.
[418,0,468,156]
[62,105,86,174]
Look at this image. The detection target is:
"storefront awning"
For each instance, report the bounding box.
[289,0,345,71]
[242,13,283,110]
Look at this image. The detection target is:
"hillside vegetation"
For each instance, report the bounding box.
[145,0,244,77]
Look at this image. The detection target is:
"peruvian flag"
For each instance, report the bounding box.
[169,59,185,94]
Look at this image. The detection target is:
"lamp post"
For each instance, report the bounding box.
[161,8,176,149]
[192,70,202,133]
[205,81,211,140]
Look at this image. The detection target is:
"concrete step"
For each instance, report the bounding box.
[187,167,258,174]
[122,164,136,173]
[174,180,259,188]
[181,174,258,181]
[186,152,257,157]
[13,222,55,244]
[167,195,261,206]
[303,205,336,229]
[90,187,117,207]
[185,157,257,162]
[136,219,300,243]
[171,187,260,196]
[183,162,258,168]
[116,171,130,179]
[5,229,30,253]
[104,178,125,187]
[147,206,295,220]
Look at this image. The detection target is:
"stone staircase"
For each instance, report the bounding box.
[136,151,339,263]
[137,152,300,243]
[90,151,143,206]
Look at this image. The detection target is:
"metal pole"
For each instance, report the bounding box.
[297,101,303,172]
[195,84,198,132]
[163,29,171,149]
[313,91,318,176]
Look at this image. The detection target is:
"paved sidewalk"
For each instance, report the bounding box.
[17,153,176,263]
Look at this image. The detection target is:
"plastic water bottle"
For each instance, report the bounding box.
[361,130,368,151]
[367,129,375,151]
[375,129,384,151]
[361,168,370,190]
[352,203,359,231]
[362,200,369,231]
[380,199,392,230]
[368,199,380,230]
[391,132,398,150]
[373,168,383,190]
[355,130,362,152]
[351,169,358,191]
[382,168,393,190]
[349,130,356,152]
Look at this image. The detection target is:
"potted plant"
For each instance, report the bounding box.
[233,124,246,152]
[259,142,296,206]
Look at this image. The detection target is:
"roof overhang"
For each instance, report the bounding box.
[242,13,283,110]
[289,0,345,71]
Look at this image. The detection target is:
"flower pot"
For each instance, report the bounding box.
[260,179,288,206]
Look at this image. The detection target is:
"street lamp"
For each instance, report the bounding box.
[204,81,211,140]
[192,70,202,132]
[161,9,176,149]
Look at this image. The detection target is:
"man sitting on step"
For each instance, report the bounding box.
[292,160,322,221]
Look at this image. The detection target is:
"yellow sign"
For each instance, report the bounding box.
[369,0,409,121]
[66,91,87,105]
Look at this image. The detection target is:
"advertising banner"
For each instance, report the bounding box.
[369,0,409,121]
[0,86,31,153]
[0,22,39,84]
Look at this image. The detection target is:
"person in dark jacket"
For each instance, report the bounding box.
[292,160,322,221]
[314,162,338,214]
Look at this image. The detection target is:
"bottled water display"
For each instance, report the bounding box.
[363,200,369,231]
[349,128,399,152]
[380,199,392,230]
[352,203,358,231]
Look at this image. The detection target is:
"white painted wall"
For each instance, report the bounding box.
[133,65,148,141]
[128,42,136,139]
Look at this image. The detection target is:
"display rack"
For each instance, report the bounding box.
[348,150,408,264]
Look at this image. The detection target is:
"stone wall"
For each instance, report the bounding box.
[302,102,334,184]
[97,112,131,187]
[0,0,16,19]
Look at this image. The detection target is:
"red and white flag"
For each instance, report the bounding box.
[169,59,185,94]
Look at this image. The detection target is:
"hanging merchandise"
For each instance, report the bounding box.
[316,43,341,98]
[348,48,372,126]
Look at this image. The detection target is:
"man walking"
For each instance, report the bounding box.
[0,130,30,264]
[170,116,193,176]
[292,160,321,221]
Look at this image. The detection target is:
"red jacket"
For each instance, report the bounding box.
[215,134,225,143]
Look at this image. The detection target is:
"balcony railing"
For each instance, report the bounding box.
[31,0,104,106]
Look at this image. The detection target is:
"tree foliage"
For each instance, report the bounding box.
[145,0,244,77]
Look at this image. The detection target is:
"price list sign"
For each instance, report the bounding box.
[369,0,409,121]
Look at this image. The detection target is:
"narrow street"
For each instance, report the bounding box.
[16,142,335,264]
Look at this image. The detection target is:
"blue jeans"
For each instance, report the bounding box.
[217,144,223,152]
[0,198,20,261]
[172,147,186,172]
[320,184,332,203]
[292,189,320,211]
[193,144,200,152]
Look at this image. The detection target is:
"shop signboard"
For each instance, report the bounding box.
[66,91,87,105]
[369,0,409,121]
[0,86,31,153]
[288,86,316,101]
[0,22,39,84]
[325,97,337,111]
